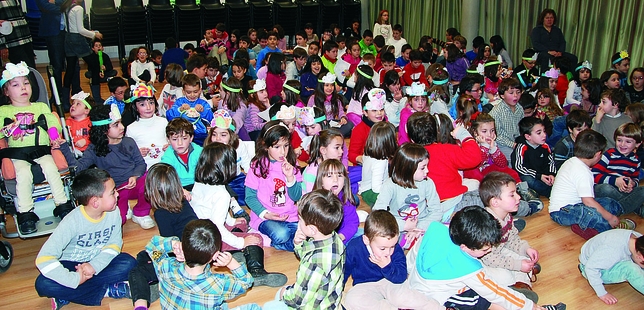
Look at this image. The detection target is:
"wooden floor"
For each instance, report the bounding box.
[2,65,644,309]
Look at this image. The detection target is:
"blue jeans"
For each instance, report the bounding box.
[549,197,623,232]
[35,253,137,306]
[594,183,644,214]
[520,175,552,197]
[259,220,298,252]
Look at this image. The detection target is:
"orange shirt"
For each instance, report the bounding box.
[66,117,91,152]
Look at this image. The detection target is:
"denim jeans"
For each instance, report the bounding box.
[258,220,298,252]
[580,260,644,295]
[520,175,552,197]
[549,197,623,232]
[35,253,137,306]
[594,183,644,214]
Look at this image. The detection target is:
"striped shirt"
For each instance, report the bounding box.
[489,101,524,149]
[146,236,254,310]
[591,148,640,185]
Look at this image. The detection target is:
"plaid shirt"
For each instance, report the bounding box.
[0,0,31,48]
[489,101,524,149]
[146,236,253,310]
[283,232,345,309]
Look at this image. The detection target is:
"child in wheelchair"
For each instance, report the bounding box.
[0,62,73,235]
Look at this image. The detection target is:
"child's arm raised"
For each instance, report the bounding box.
[283,161,303,202]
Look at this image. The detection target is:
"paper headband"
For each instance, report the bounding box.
[92,104,121,126]
[297,107,326,126]
[356,67,373,79]
[271,105,296,120]
[211,109,236,130]
[0,62,29,87]
[127,83,155,103]
[406,82,427,96]
[71,91,92,110]
[542,68,560,79]
[364,88,386,110]
[247,79,266,94]
[612,50,629,65]
[467,63,485,75]
[521,53,538,61]
[575,60,592,72]
[221,81,242,93]
[318,72,337,84]
[263,122,289,137]
[283,82,300,94]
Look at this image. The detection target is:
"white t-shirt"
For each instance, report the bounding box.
[359,155,389,194]
[549,157,594,212]
[388,37,408,58]
[125,115,168,169]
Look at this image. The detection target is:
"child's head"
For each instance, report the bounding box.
[455,94,477,127]
[445,43,462,63]
[552,56,571,74]
[206,110,239,148]
[108,77,128,101]
[255,120,296,166]
[483,55,500,81]
[600,89,627,116]
[479,172,520,214]
[498,78,523,106]
[600,70,621,90]
[614,123,642,156]
[453,35,466,50]
[362,54,376,68]
[582,78,603,105]
[611,50,630,74]
[345,42,359,58]
[0,62,31,104]
[373,35,386,50]
[625,103,644,125]
[630,67,644,90]
[361,88,386,123]
[518,92,536,117]
[165,63,185,87]
[298,106,328,136]
[574,129,607,163]
[405,82,428,112]
[573,61,592,84]
[247,79,269,110]
[257,30,268,48]
[519,117,546,146]
[151,50,163,64]
[130,88,159,121]
[295,31,306,47]
[71,168,116,211]
[633,236,644,267]
[308,41,320,56]
[269,104,297,132]
[238,35,251,49]
[248,28,257,41]
[231,59,249,80]
[181,73,202,102]
[267,52,286,75]
[489,35,506,55]
[136,46,149,62]
[382,69,401,98]
[459,76,482,101]
[400,44,412,61]
[392,24,403,40]
[313,159,355,206]
[435,113,456,144]
[362,210,400,261]
[69,91,94,120]
[408,49,422,69]
[91,39,103,53]
[282,79,302,106]
[89,104,123,155]
[183,43,195,56]
[307,128,344,165]
[336,35,346,50]
[303,55,324,76]
[521,48,537,70]
[166,118,194,155]
[407,112,437,145]
[376,9,389,24]
[206,56,220,78]
[381,52,396,72]
[470,112,496,143]
[195,142,237,185]
[182,219,222,267]
[292,48,308,68]
[220,77,246,111]
[364,121,397,161]
[390,143,429,189]
[165,37,178,49]
[322,41,339,60]
[449,206,502,258]
[298,189,344,236]
[362,30,374,46]
[145,163,183,213]
[477,43,491,61]
[535,88,554,108]
[352,64,375,96]
[565,109,592,141]
[304,22,314,35]
[266,31,278,48]
[186,54,208,78]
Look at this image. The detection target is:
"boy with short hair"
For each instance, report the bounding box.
[388,24,407,58]
[165,74,214,145]
[479,172,541,289]
[183,43,195,57]
[293,31,308,52]
[401,49,429,87]
[321,40,339,73]
[307,41,320,57]
[549,130,631,239]
[146,219,258,309]
[160,37,188,82]
[343,210,441,310]
[84,39,116,104]
[448,76,488,119]
[35,169,137,308]
[186,54,208,79]
[579,229,644,305]
[490,78,525,160]
[378,52,402,85]
[67,91,93,154]
[103,77,128,113]
[336,35,347,58]
[592,89,631,149]
[553,109,592,169]
[592,122,644,216]
[286,47,307,81]
[512,117,556,198]
[396,43,412,67]
[519,92,536,118]
[264,190,345,310]
[513,49,539,88]
[256,31,281,70]
[204,56,222,97]
[150,50,163,82]
[359,30,377,56]
[252,30,268,55]
[407,206,565,310]
[160,118,202,194]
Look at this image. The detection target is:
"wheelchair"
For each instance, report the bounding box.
[0,66,76,249]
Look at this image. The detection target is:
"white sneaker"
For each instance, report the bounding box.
[132,215,156,229]
[126,208,133,220]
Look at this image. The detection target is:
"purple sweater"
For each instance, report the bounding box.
[446,57,469,82]
[338,193,359,244]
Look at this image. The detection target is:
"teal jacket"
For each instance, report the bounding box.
[160,143,203,187]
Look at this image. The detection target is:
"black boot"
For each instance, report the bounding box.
[60,87,71,113]
[53,200,75,220]
[16,211,39,235]
[243,245,287,287]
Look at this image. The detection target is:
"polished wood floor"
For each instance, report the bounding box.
[1,66,643,309]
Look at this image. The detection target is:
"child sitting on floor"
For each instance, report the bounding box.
[553,110,592,170]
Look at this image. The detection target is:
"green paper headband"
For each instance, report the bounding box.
[356,67,373,79]
[221,83,241,93]
[283,83,300,94]
[484,61,501,67]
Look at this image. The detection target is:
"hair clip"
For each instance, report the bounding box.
[363,88,386,110]
[71,91,92,110]
[613,51,629,64]
[211,109,236,130]
[575,60,592,72]
[318,72,337,84]
[0,61,29,87]
[92,104,121,126]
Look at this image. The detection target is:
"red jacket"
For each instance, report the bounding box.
[348,120,372,165]
[425,138,481,200]
[401,62,429,87]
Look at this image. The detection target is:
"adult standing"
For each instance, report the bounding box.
[0,0,36,68]
[531,8,578,73]
[35,0,72,103]
[60,0,101,111]
[373,10,392,42]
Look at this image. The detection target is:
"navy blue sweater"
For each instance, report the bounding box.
[343,236,407,286]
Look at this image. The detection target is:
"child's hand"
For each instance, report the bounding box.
[369,253,392,268]
[75,139,87,148]
[78,262,95,276]
[50,137,66,149]
[293,146,302,157]
[520,259,535,273]
[616,176,629,192]
[405,229,424,245]
[393,88,403,101]
[75,265,93,285]
[540,174,555,186]
[182,188,192,201]
[526,248,539,262]
[243,235,262,247]
[212,251,236,268]
[599,293,618,305]
[475,134,489,147]
[294,227,307,245]
[339,116,348,125]
[162,143,170,151]
[595,106,605,122]
[606,214,620,228]
[217,46,226,55]
[403,217,418,231]
[489,139,497,153]
[172,240,185,262]
[282,161,295,182]
[124,176,137,189]
[235,217,247,225]
[265,212,289,221]
[139,147,150,157]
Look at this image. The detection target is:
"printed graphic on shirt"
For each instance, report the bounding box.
[70,225,116,261]
[397,194,420,219]
[271,178,287,208]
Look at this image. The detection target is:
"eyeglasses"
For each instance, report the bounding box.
[138,52,147,55]
[470,88,482,92]
[633,76,644,81]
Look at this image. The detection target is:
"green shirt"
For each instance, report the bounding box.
[359,39,377,57]
[0,102,61,147]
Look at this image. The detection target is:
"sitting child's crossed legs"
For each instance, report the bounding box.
[549,197,623,232]
[343,279,443,310]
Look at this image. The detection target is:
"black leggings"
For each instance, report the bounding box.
[63,55,88,88]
